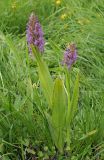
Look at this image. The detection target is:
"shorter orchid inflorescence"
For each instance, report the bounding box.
[63,43,77,69]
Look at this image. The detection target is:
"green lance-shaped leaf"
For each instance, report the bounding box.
[32,46,53,108]
[65,67,71,125]
[26,78,33,117]
[70,71,79,121]
[45,112,54,142]
[65,71,79,146]
[51,78,67,153]
[65,67,71,146]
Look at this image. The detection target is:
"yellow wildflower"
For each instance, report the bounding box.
[11,1,17,10]
[60,13,67,20]
[83,19,90,24]
[33,83,38,89]
[77,20,84,25]
[77,19,90,25]
[55,0,61,5]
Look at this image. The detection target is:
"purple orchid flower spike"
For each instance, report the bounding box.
[26,13,45,54]
[63,43,77,69]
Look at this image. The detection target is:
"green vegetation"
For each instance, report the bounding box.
[0,0,104,159]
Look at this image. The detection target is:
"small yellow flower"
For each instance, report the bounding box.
[83,19,90,24]
[55,0,61,5]
[11,1,17,10]
[77,18,90,25]
[60,13,67,20]
[12,4,16,10]
[33,83,38,89]
[77,20,84,25]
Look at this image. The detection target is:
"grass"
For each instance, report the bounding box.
[0,0,104,159]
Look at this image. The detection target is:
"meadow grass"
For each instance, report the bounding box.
[0,0,104,159]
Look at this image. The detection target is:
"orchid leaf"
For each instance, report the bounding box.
[32,46,53,108]
[51,78,67,152]
[70,71,79,120]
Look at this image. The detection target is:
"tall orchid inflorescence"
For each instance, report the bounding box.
[26,13,45,54]
[63,43,77,69]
